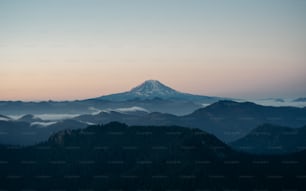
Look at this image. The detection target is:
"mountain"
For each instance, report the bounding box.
[0,80,220,115]
[231,124,306,154]
[47,122,231,158]
[182,100,306,142]
[95,80,218,102]
[0,122,305,190]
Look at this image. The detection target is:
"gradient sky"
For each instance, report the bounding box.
[1,0,306,101]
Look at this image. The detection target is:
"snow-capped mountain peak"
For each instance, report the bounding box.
[130,80,178,97]
[95,79,218,103]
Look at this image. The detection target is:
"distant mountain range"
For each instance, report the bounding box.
[1,100,306,146]
[0,122,305,190]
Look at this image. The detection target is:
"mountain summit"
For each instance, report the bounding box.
[129,80,179,97]
[96,80,217,102]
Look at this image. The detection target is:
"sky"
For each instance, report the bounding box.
[0,0,306,101]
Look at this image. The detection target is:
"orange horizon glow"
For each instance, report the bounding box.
[1,59,305,101]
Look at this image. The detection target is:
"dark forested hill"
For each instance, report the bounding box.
[0,122,305,190]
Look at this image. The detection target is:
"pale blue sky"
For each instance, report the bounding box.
[0,0,306,100]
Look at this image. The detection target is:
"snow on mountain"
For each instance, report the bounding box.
[130,80,179,97]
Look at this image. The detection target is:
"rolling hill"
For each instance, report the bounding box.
[231,124,306,154]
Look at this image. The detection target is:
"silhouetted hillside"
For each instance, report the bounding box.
[0,122,305,190]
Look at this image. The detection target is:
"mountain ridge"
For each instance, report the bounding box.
[231,123,306,154]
